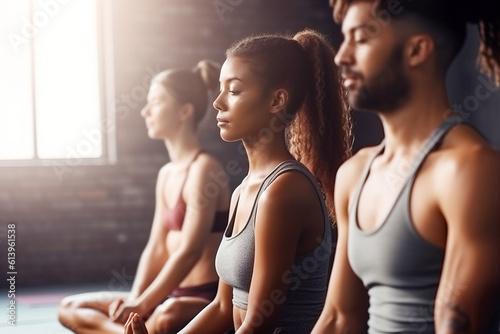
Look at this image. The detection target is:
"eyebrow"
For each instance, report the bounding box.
[342,23,369,36]
[220,77,244,84]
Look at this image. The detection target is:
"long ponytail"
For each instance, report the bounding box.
[291,29,352,221]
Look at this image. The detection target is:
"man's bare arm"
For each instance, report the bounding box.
[435,146,500,333]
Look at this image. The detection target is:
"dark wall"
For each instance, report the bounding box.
[1,1,498,289]
[446,25,500,147]
[0,0,348,288]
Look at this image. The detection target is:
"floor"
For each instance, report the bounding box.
[3,285,498,334]
[0,283,108,334]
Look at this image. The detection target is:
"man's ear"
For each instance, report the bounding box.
[180,103,195,122]
[406,34,435,67]
[270,89,289,114]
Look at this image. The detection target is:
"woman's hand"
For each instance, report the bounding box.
[108,298,125,319]
[124,312,149,334]
[110,299,144,324]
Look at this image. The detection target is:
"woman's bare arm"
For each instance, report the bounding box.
[179,279,235,333]
[236,171,326,333]
[129,165,170,300]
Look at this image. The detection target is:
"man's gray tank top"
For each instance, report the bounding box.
[348,118,500,333]
[215,160,334,333]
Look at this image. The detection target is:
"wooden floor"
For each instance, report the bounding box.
[0,283,108,334]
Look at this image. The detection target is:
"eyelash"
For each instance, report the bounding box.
[355,38,367,44]
[218,87,241,95]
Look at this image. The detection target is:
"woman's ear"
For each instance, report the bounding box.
[180,103,195,122]
[270,89,289,114]
[406,34,435,68]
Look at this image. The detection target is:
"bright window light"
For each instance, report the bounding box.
[0,1,34,160]
[0,0,104,161]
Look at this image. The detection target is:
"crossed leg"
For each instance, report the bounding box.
[58,291,130,334]
[144,296,210,334]
[59,291,210,334]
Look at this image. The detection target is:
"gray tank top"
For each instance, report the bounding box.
[348,118,461,333]
[215,160,333,333]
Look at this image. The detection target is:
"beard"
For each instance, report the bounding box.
[347,43,411,113]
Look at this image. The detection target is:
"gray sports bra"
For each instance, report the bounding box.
[215,160,334,332]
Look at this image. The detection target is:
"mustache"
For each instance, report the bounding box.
[340,66,362,79]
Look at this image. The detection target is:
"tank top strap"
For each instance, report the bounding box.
[250,161,297,213]
[405,117,462,180]
[250,160,329,227]
[179,149,204,191]
[257,160,319,199]
[350,141,386,215]
[350,117,462,216]
[265,160,309,184]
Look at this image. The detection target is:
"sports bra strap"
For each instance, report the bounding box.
[179,149,204,191]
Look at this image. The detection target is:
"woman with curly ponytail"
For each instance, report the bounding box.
[59,60,231,334]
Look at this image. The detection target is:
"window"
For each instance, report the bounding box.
[0,0,115,165]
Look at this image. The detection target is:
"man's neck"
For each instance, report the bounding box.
[378,89,451,159]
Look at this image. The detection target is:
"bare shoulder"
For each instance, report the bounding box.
[156,162,172,189]
[186,152,229,191]
[433,125,500,230]
[191,152,227,176]
[255,169,320,237]
[258,169,318,210]
[158,162,172,176]
[434,125,500,182]
[336,145,381,193]
[184,152,230,204]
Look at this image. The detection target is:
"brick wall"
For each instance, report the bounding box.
[1,0,498,289]
[0,0,346,288]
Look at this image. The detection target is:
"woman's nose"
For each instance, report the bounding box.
[213,92,225,112]
[140,104,149,118]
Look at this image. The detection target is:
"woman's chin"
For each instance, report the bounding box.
[219,130,239,143]
[147,130,162,140]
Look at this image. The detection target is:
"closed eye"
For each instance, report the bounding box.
[355,38,368,44]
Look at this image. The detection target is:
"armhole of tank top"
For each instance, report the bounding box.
[274,161,333,250]
[402,119,464,244]
[224,194,240,238]
[348,141,386,217]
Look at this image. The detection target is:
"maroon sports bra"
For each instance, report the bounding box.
[163,151,228,233]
